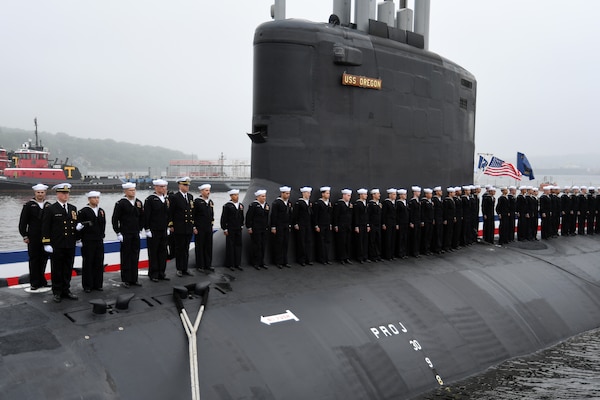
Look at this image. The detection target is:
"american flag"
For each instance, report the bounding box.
[483,156,522,180]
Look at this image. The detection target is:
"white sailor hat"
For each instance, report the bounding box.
[519,185,527,190]
[52,183,72,192]
[572,186,580,190]
[490,186,497,191]
[589,186,596,191]
[532,188,539,192]
[564,185,571,190]
[122,182,136,189]
[433,186,442,192]
[370,188,380,194]
[543,186,552,191]
[397,189,407,195]
[227,189,240,195]
[423,188,433,194]
[485,184,492,189]
[177,177,191,185]
[473,185,481,189]
[462,185,471,190]
[411,186,421,192]
[320,186,331,192]
[32,183,48,191]
[386,188,397,194]
[254,189,266,196]
[198,183,211,190]
[357,188,368,195]
[86,190,101,197]
[581,185,588,190]
[300,186,312,193]
[500,186,508,190]
[341,188,352,195]
[447,187,455,193]
[509,185,517,190]
[152,179,168,186]
[279,186,291,192]
[453,186,461,192]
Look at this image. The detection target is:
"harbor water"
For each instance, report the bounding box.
[2,178,600,398]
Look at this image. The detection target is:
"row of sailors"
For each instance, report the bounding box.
[19,179,600,302]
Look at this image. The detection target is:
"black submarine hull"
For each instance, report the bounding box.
[2,237,600,399]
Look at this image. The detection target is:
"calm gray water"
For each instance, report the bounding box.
[2,178,600,398]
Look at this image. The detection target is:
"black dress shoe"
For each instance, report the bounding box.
[94,287,104,291]
[325,261,332,265]
[131,281,142,286]
[30,286,39,291]
[176,270,183,277]
[121,282,130,288]
[235,266,244,271]
[254,265,261,270]
[64,292,78,300]
[207,267,215,272]
[277,265,283,269]
[84,288,92,293]
[345,259,353,264]
[284,264,292,268]
[159,276,170,281]
[228,266,235,271]
[53,294,62,303]
[260,265,269,270]
[300,262,306,266]
[182,271,194,276]
[307,262,313,266]
[150,277,159,282]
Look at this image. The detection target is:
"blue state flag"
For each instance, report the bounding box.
[477,155,488,170]
[517,152,535,180]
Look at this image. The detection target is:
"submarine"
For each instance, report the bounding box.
[2,1,600,399]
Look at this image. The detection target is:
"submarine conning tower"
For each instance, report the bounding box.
[248,0,476,200]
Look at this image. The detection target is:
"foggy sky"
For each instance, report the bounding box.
[1,1,598,164]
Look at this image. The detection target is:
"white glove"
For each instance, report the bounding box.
[145,229,153,238]
[139,231,146,239]
[76,222,84,231]
[166,228,171,236]
[76,240,83,248]
[117,233,124,242]
[44,245,53,253]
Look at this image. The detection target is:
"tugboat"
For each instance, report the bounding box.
[0,119,124,192]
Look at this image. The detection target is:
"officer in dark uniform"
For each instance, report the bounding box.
[193,183,215,272]
[570,186,579,235]
[496,187,510,244]
[482,187,496,243]
[420,188,434,255]
[168,177,195,277]
[144,179,170,282]
[245,189,269,270]
[78,191,106,292]
[471,185,481,243]
[333,189,353,264]
[113,182,144,287]
[42,183,78,303]
[271,186,293,268]
[353,188,370,263]
[577,186,589,235]
[313,186,332,265]
[452,187,463,249]
[442,187,456,252]
[381,188,397,260]
[539,186,552,240]
[516,186,530,241]
[560,186,571,236]
[528,187,539,240]
[551,186,561,237]
[292,187,313,266]
[408,186,422,257]
[367,189,382,262]
[586,187,596,235]
[395,189,409,259]
[221,189,244,271]
[461,186,472,246]
[508,186,517,242]
[19,183,51,290]
[431,186,444,254]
